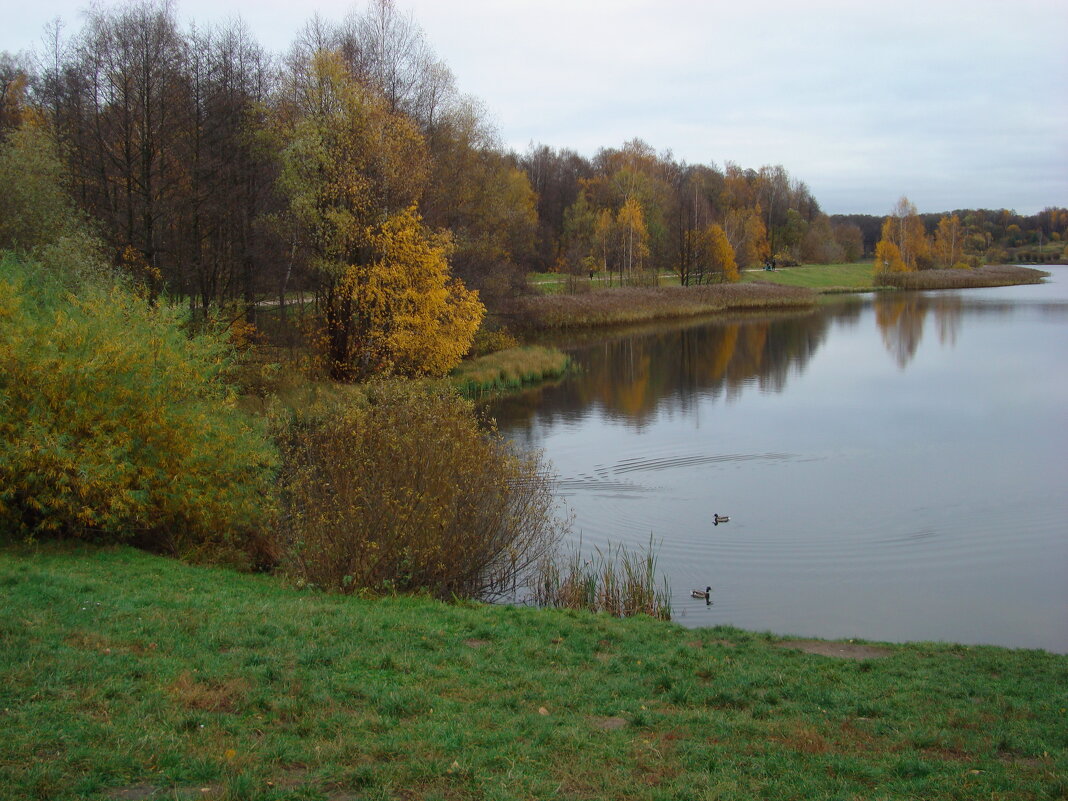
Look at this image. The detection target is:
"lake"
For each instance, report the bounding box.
[488,269,1068,653]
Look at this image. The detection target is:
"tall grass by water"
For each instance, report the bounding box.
[507,282,816,330]
[449,345,571,397]
[532,537,672,621]
[876,264,1049,290]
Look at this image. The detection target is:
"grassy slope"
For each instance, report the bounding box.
[2,546,1066,801]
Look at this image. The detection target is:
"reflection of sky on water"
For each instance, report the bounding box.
[490,270,1068,652]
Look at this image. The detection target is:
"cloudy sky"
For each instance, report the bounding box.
[5,0,1066,215]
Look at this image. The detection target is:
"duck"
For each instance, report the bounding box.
[713,514,730,526]
[691,586,711,600]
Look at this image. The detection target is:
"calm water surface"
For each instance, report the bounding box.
[489,268,1068,653]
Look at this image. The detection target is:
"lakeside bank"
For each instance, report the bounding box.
[497,264,1048,334]
[2,544,1065,800]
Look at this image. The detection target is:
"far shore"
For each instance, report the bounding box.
[506,263,1050,332]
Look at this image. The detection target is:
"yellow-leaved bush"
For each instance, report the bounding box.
[274,381,562,599]
[0,255,278,553]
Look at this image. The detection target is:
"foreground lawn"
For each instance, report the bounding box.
[2,545,1065,800]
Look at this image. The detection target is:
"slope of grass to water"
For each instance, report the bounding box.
[2,545,1065,800]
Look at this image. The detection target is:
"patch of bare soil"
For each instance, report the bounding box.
[776,640,893,659]
[591,716,628,730]
[106,786,157,801]
[107,785,223,800]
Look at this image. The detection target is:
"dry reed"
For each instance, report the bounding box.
[451,346,571,396]
[532,536,672,620]
[875,265,1048,291]
[506,283,816,330]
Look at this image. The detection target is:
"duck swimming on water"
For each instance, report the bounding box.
[713,514,730,526]
[691,586,711,600]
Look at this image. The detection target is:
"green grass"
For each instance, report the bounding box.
[3,544,1066,800]
[448,346,572,397]
[744,261,878,292]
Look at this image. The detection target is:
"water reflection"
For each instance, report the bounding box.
[874,294,963,368]
[495,310,840,429]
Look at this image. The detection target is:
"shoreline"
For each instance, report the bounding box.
[505,264,1049,333]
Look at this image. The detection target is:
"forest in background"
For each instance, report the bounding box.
[2,0,1064,333]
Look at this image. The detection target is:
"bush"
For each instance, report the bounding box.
[466,324,520,358]
[0,255,278,556]
[274,382,563,599]
[0,124,89,255]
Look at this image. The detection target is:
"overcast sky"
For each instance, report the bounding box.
[5,0,1066,215]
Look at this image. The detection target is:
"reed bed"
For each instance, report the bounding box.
[532,537,672,621]
[507,282,817,330]
[876,264,1049,291]
[450,345,572,396]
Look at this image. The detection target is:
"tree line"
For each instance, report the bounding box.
[2,0,1064,357]
[1,3,853,315]
[836,206,1068,268]
[871,197,1068,274]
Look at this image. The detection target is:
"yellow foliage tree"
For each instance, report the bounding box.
[875,196,929,273]
[706,223,739,282]
[724,204,770,268]
[933,214,968,269]
[274,50,482,379]
[616,196,650,278]
[329,206,483,379]
[874,239,907,272]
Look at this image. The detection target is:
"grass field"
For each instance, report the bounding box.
[743,261,877,292]
[3,545,1066,800]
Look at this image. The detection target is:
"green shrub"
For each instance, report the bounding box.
[0,255,278,555]
[274,382,563,599]
[0,124,90,257]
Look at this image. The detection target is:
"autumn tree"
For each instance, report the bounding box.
[724,205,770,268]
[933,213,968,269]
[329,207,483,378]
[833,221,865,261]
[698,223,739,283]
[673,163,724,286]
[800,214,844,264]
[875,196,930,273]
[616,195,651,281]
[521,144,592,272]
[274,50,481,379]
[421,102,538,305]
